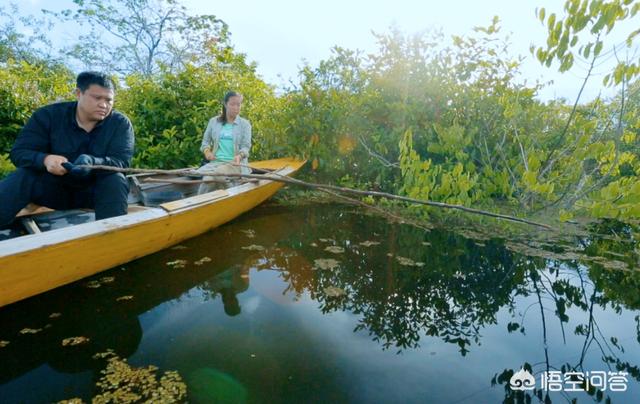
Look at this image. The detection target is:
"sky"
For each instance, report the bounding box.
[17,0,638,102]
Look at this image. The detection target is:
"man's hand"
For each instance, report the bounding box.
[234,155,241,164]
[44,154,69,176]
[204,150,215,161]
[62,154,96,178]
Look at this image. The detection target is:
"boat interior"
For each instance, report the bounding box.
[0,169,266,242]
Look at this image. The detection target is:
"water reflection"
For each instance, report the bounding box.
[0,207,308,400]
[278,222,527,354]
[490,219,640,403]
[202,265,250,316]
[0,204,639,402]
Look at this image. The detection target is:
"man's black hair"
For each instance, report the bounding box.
[76,71,115,92]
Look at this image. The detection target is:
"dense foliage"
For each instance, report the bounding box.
[0,0,639,223]
[117,43,278,169]
[0,59,74,177]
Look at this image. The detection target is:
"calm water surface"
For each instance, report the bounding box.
[1,203,639,403]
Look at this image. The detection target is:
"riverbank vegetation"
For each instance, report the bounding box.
[1,0,638,225]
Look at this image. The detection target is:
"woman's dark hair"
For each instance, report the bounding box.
[219,91,242,123]
[221,288,241,316]
[76,71,115,92]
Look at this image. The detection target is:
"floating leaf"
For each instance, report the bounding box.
[395,256,425,267]
[359,241,380,247]
[49,312,62,319]
[170,245,187,250]
[318,238,335,243]
[310,242,318,247]
[313,258,340,271]
[241,244,265,251]
[0,340,9,348]
[324,286,346,297]
[93,349,116,360]
[421,242,431,246]
[166,259,188,268]
[62,336,90,346]
[100,276,115,284]
[92,355,186,403]
[19,328,42,335]
[194,257,212,265]
[240,229,256,238]
[324,246,345,254]
[85,276,116,289]
[463,229,495,240]
[453,271,465,279]
[116,295,134,301]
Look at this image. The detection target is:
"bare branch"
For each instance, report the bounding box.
[87,164,554,230]
[357,135,399,168]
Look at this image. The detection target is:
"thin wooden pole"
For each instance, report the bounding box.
[88,164,553,230]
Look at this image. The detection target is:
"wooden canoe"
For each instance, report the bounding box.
[0,157,305,308]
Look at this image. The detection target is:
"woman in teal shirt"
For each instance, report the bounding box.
[197,91,252,194]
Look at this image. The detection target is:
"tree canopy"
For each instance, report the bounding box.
[0,0,639,223]
[46,0,231,76]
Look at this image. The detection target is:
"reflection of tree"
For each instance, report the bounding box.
[264,206,640,402]
[4,203,640,402]
[0,205,314,401]
[0,206,309,392]
[581,220,640,310]
[276,208,538,354]
[491,223,640,403]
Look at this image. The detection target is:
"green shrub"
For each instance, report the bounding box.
[0,153,14,178]
[0,60,74,154]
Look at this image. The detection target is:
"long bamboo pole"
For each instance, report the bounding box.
[88,164,553,230]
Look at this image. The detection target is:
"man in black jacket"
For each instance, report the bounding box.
[0,71,135,226]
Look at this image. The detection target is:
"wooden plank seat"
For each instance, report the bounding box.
[16,203,147,217]
[12,203,149,235]
[128,174,192,207]
[13,204,54,235]
[21,208,95,233]
[15,203,55,218]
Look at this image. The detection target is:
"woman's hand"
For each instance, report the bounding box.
[234,155,241,164]
[204,150,215,161]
